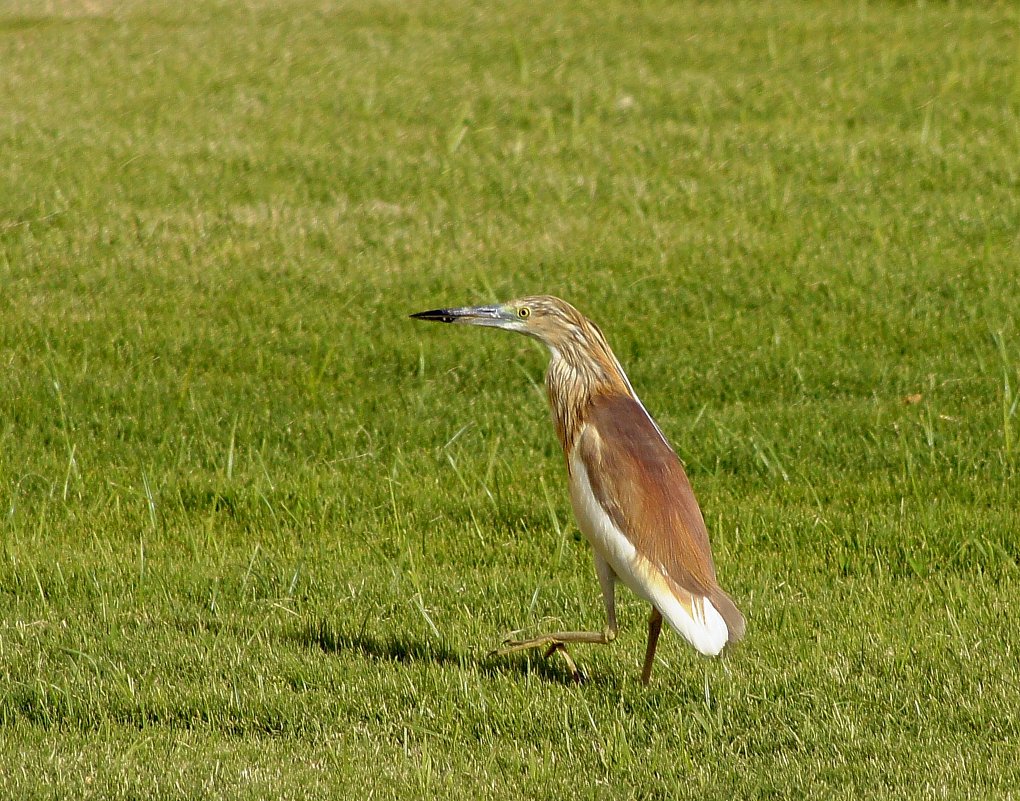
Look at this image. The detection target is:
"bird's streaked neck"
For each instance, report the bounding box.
[542,322,632,455]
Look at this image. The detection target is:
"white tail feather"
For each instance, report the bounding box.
[655,588,729,656]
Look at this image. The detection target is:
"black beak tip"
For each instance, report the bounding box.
[409,309,456,323]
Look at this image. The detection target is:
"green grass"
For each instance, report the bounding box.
[2,0,1019,797]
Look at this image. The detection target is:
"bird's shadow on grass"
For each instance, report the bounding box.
[299,618,462,669]
[296,618,621,689]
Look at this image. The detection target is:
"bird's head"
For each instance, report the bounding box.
[410,295,590,353]
[412,294,635,441]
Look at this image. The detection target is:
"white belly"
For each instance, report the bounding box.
[568,451,729,656]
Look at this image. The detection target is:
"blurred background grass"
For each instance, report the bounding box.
[1,1,1019,798]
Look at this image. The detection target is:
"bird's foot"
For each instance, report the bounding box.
[492,635,584,683]
[542,641,584,684]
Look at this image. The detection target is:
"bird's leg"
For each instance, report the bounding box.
[640,608,663,685]
[494,556,619,681]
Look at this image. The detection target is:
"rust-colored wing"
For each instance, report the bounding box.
[575,392,744,641]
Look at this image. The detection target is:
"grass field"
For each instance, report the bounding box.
[2,0,1019,797]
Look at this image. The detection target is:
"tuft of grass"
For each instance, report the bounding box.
[992,330,1019,470]
[2,0,1020,798]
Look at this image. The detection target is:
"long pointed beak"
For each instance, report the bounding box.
[409,305,508,327]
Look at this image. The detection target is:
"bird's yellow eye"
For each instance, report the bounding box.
[518,307,531,319]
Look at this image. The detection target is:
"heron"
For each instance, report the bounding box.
[411,295,744,683]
